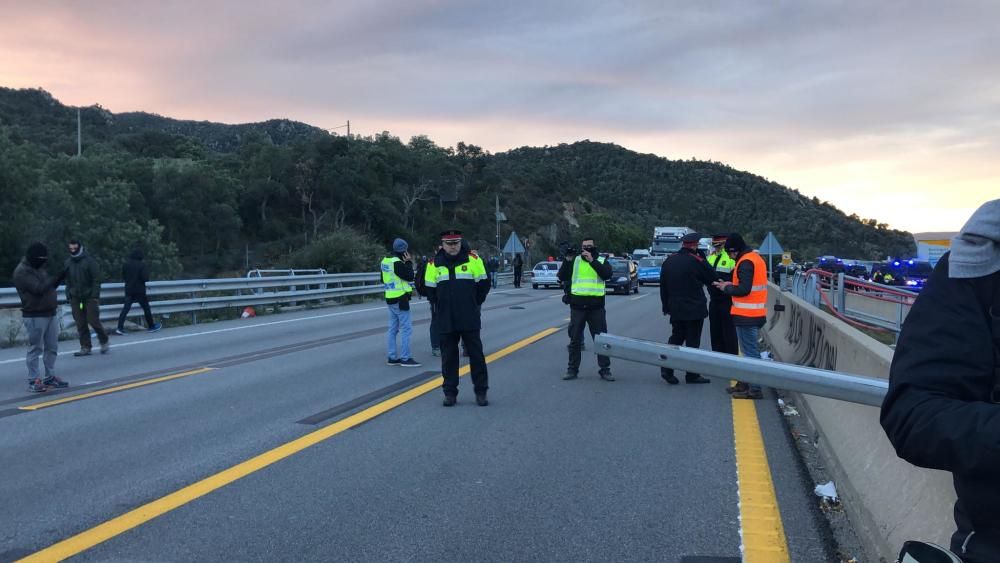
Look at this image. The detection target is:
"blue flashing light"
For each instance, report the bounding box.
[893,261,901,267]
[908,259,915,265]
[820,257,827,262]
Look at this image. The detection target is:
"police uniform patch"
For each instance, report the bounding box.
[461,265,468,271]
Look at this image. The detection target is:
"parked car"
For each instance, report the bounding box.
[531,261,561,289]
[606,258,639,295]
[637,257,664,285]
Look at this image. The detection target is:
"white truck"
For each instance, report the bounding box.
[650,226,694,256]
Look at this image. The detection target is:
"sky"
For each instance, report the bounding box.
[1,0,997,233]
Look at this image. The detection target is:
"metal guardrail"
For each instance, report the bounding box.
[790,269,917,336]
[594,333,888,407]
[1,273,384,323]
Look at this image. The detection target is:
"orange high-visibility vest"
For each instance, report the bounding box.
[731,251,768,318]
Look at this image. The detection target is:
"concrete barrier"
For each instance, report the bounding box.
[763,283,955,560]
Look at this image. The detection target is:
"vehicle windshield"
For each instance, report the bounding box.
[638,258,663,268]
[533,262,558,271]
[609,260,629,273]
[651,240,681,253]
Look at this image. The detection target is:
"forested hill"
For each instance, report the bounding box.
[0,87,326,154]
[0,86,914,285]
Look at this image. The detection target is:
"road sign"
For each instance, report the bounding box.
[502,231,525,254]
[759,232,783,255]
[782,252,792,266]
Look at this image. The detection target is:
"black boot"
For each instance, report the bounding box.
[661,370,679,385]
[443,395,457,407]
[475,393,489,407]
[686,375,711,384]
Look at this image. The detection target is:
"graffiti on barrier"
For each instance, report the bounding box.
[781,299,838,370]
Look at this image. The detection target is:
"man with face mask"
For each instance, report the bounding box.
[13,242,68,392]
[558,237,615,381]
[65,238,109,356]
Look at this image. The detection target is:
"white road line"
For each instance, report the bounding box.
[629,293,650,301]
[0,289,523,365]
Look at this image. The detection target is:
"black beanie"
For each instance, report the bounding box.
[724,233,748,253]
[26,242,48,267]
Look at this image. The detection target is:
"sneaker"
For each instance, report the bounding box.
[147,323,162,333]
[726,382,749,394]
[476,394,489,407]
[443,395,457,407]
[431,348,441,357]
[599,370,615,382]
[399,358,422,367]
[562,371,578,380]
[387,358,401,366]
[732,387,764,400]
[74,348,92,357]
[114,329,126,336]
[29,379,47,393]
[42,376,68,389]
[100,342,111,354]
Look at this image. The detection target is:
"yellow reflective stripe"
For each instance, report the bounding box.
[733,302,766,309]
[716,266,734,273]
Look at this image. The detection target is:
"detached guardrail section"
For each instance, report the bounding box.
[0,273,384,323]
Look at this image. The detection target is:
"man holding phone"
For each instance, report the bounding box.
[558,237,615,381]
[382,238,419,367]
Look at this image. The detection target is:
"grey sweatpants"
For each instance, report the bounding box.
[24,315,59,382]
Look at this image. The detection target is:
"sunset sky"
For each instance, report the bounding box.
[1,1,996,233]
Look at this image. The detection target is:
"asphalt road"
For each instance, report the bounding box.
[0,285,833,562]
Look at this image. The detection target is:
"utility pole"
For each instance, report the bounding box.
[77,108,82,157]
[327,121,351,138]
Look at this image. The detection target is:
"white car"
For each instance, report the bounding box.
[531,261,561,289]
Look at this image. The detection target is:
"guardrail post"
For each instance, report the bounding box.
[836,272,846,312]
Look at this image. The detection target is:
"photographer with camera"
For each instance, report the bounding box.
[558,237,615,381]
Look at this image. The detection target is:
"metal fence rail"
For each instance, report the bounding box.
[1,273,384,323]
[790,269,917,336]
[594,333,888,407]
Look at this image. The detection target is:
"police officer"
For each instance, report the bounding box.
[558,236,614,381]
[423,230,491,406]
[659,232,714,384]
[706,234,740,371]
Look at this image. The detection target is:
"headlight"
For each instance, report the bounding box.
[617,277,627,282]
[905,280,918,286]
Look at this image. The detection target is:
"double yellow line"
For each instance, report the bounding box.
[20,326,561,562]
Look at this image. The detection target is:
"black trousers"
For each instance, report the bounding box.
[662,319,704,380]
[440,330,488,396]
[567,307,610,374]
[429,303,440,349]
[513,267,523,287]
[708,299,739,355]
[117,294,154,330]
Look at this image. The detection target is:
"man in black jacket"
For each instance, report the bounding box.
[423,230,491,406]
[558,237,615,381]
[65,239,109,356]
[659,232,715,384]
[115,248,161,335]
[881,199,1000,563]
[13,242,69,392]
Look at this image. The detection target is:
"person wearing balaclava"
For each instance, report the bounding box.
[64,238,110,356]
[13,242,69,392]
[881,199,1000,563]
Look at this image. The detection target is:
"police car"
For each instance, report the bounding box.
[531,261,561,289]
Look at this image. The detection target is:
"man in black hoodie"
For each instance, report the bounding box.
[881,199,1000,562]
[13,242,69,392]
[65,239,109,355]
[115,248,161,335]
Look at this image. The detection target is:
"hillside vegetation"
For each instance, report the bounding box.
[0,87,914,284]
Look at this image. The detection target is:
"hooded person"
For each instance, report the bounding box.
[881,199,1000,563]
[381,238,419,367]
[13,242,69,391]
[64,238,109,355]
[116,247,161,334]
[713,233,767,399]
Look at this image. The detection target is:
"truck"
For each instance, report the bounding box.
[650,226,694,256]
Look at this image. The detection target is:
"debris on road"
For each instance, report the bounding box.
[814,481,839,501]
[778,398,799,416]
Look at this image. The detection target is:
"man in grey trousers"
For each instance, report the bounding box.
[13,242,69,392]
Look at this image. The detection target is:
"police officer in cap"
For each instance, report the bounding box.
[659,232,715,384]
[423,229,491,406]
[707,234,740,359]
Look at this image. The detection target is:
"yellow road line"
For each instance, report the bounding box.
[732,398,790,563]
[19,326,562,562]
[18,368,216,411]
